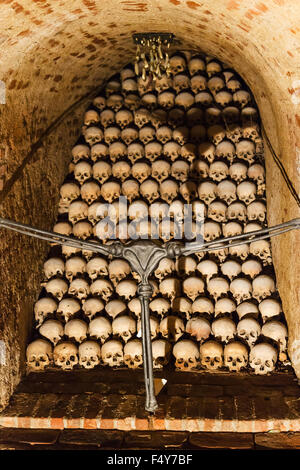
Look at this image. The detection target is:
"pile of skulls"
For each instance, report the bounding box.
[26,51,288,375]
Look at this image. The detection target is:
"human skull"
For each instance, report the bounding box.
[81,181,101,205]
[198,181,217,205]
[121,127,139,145]
[186,107,204,127]
[227,202,247,222]
[197,142,215,164]
[188,57,206,76]
[158,91,175,109]
[170,54,187,74]
[190,159,209,179]
[82,297,105,321]
[45,278,68,301]
[207,125,226,146]
[195,91,214,107]
[192,297,214,316]
[140,179,159,203]
[154,258,175,280]
[73,221,93,240]
[65,257,86,282]
[222,221,243,238]
[122,179,140,203]
[107,93,124,111]
[225,124,242,143]
[84,126,103,146]
[183,276,205,301]
[261,320,287,360]
[128,200,148,221]
[258,298,282,323]
[104,126,121,145]
[115,279,137,300]
[163,141,181,161]
[236,181,257,205]
[249,343,278,375]
[123,339,143,369]
[115,109,133,129]
[139,126,156,145]
[214,298,236,317]
[160,179,179,203]
[111,161,131,182]
[236,301,259,320]
[154,73,173,93]
[53,342,78,370]
[90,278,113,301]
[171,160,190,182]
[229,163,247,183]
[144,142,162,163]
[101,339,124,367]
[173,339,200,370]
[230,278,252,304]
[211,317,236,343]
[243,123,260,142]
[159,277,181,301]
[248,164,265,185]
[181,143,197,163]
[105,299,127,320]
[127,143,144,164]
[186,317,211,343]
[86,257,108,281]
[224,341,248,371]
[191,74,207,94]
[200,340,223,370]
[68,200,89,224]
[60,182,80,208]
[88,316,112,343]
[203,221,221,241]
[74,161,92,184]
[78,341,101,369]
[64,319,88,343]
[176,256,197,277]
[196,259,218,282]
[131,162,151,183]
[152,339,172,369]
[247,201,266,222]
[209,161,229,182]
[249,240,272,264]
[215,141,236,163]
[233,90,251,108]
[52,222,72,241]
[100,181,121,204]
[43,258,64,280]
[160,315,185,343]
[122,78,137,94]
[149,298,171,317]
[39,319,64,345]
[241,259,262,279]
[237,317,261,347]
[173,73,190,93]
[56,298,81,323]
[34,297,58,326]
[112,315,136,343]
[217,180,237,204]
[71,144,90,163]
[91,143,109,162]
[252,275,275,302]
[207,201,227,222]
[236,140,256,164]
[67,278,89,300]
[175,91,195,110]
[220,260,241,281]
[26,339,53,371]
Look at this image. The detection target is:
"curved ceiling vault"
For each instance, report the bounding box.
[0,0,300,408]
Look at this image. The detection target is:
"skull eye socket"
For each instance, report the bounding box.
[177,358,184,364]
[106,353,112,358]
[70,355,76,362]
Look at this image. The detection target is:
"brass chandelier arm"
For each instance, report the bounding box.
[182,218,300,256]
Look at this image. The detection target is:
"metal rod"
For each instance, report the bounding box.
[138,283,158,413]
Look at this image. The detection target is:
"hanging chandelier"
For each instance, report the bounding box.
[133,32,175,81]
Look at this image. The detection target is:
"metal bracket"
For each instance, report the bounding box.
[1,217,300,412]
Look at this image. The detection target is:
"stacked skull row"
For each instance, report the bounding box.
[26,51,288,375]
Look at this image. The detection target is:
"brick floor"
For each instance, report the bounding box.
[0,368,300,436]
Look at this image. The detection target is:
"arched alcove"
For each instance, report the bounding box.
[0,0,300,413]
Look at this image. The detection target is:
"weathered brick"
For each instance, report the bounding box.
[59,429,124,447]
[255,432,300,449]
[190,432,254,449]
[124,431,189,448]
